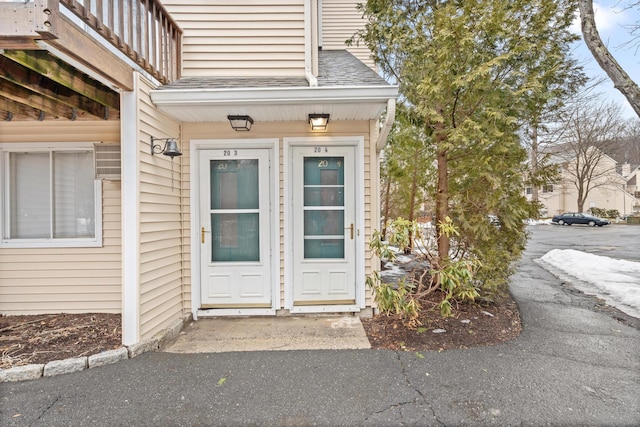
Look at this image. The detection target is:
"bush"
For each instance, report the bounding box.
[606,209,620,219]
[367,217,480,323]
[588,207,619,219]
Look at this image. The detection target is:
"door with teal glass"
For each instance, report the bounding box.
[199,149,271,308]
[292,145,356,306]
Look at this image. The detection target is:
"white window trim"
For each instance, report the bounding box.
[0,142,103,248]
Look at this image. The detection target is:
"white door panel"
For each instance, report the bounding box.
[199,149,272,308]
[292,146,356,305]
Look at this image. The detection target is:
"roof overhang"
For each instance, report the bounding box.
[150,85,399,123]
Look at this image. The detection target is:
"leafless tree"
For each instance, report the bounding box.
[621,1,640,54]
[607,117,640,165]
[579,0,640,118]
[623,118,640,164]
[556,97,627,212]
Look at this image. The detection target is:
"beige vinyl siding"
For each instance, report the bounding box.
[181,119,374,310]
[0,121,122,315]
[163,0,306,77]
[137,76,186,339]
[321,0,374,70]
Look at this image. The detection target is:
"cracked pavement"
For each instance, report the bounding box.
[1,225,639,426]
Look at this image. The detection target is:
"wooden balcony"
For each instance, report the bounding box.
[0,0,181,121]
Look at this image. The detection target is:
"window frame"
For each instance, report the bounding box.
[0,142,103,248]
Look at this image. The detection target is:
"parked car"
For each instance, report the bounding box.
[551,212,610,227]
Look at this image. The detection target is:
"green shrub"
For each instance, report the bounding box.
[367,217,482,323]
[606,209,620,219]
[588,207,606,217]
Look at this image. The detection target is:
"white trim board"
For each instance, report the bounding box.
[121,81,141,346]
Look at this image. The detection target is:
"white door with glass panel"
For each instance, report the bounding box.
[292,146,356,305]
[199,149,271,308]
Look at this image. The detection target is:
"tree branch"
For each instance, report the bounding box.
[579,0,640,118]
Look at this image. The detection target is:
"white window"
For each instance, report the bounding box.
[1,144,102,248]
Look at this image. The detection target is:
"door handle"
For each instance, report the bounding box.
[201,227,210,243]
[345,223,354,240]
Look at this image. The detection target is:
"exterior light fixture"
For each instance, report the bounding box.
[227,115,254,131]
[309,113,330,131]
[150,137,182,157]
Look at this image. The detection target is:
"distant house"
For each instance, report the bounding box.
[622,163,640,208]
[526,147,638,217]
[0,1,398,345]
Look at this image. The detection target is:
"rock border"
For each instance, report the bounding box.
[0,314,191,383]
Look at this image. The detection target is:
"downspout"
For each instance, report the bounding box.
[376,98,396,152]
[317,0,323,50]
[304,0,318,87]
[178,123,186,316]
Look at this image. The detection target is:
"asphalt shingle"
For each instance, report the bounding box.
[157,50,389,90]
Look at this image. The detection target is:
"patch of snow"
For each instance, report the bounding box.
[539,249,640,319]
[382,261,405,277]
[395,254,415,264]
[526,218,553,225]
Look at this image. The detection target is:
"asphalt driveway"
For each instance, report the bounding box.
[1,225,639,426]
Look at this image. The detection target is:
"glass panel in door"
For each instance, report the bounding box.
[303,157,345,259]
[210,159,259,262]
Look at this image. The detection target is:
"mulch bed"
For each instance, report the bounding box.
[0,313,122,369]
[0,292,522,370]
[361,291,522,351]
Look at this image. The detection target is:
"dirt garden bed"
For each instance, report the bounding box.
[0,313,122,370]
[1,291,522,370]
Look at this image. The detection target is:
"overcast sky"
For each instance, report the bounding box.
[572,1,640,119]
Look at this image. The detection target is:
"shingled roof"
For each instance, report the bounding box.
[157,50,389,90]
[317,50,388,87]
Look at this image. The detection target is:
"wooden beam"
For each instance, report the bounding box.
[45,15,133,91]
[1,50,120,110]
[0,97,45,121]
[0,38,42,50]
[0,79,76,120]
[0,1,57,39]
[0,57,112,118]
[2,2,137,89]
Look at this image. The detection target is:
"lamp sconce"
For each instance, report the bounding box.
[150,137,182,157]
[309,113,330,131]
[227,115,254,131]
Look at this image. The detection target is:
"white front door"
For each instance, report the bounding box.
[199,149,272,308]
[292,145,356,306]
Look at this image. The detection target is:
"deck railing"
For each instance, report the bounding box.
[60,0,181,83]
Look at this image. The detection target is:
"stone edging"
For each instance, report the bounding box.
[0,314,192,383]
